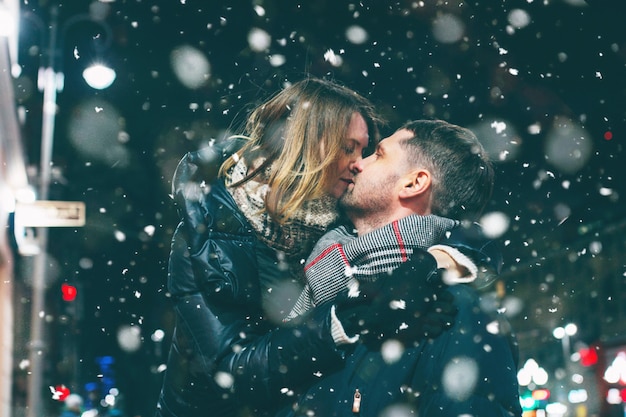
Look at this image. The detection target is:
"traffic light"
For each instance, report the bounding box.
[50,384,70,401]
[579,346,599,367]
[61,283,77,302]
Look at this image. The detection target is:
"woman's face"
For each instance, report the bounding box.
[327,112,370,199]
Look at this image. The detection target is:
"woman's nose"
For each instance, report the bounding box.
[350,157,364,173]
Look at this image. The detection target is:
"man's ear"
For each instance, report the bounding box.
[398,169,431,199]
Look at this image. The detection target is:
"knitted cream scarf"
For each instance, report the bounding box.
[225,157,339,261]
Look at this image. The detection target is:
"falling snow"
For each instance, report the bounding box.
[7,1,625,415]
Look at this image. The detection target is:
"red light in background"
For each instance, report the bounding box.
[61,283,77,302]
[604,131,613,140]
[579,347,599,367]
[51,384,70,401]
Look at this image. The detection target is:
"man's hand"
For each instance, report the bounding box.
[335,250,457,344]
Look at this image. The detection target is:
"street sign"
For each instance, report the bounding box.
[15,200,86,227]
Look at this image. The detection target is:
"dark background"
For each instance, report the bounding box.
[13,0,626,415]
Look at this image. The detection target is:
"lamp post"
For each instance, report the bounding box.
[552,323,578,408]
[20,4,116,416]
[553,323,578,366]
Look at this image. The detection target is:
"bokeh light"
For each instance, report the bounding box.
[431,13,464,44]
[544,116,593,175]
[170,44,211,89]
[67,98,130,167]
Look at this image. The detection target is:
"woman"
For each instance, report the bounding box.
[156,78,386,417]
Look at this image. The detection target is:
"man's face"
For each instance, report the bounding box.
[339,128,414,217]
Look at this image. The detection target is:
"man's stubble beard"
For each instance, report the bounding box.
[338,173,400,220]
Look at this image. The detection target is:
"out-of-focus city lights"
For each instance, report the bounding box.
[579,346,599,367]
[545,402,568,416]
[532,367,549,385]
[82,63,116,90]
[606,388,623,405]
[517,358,550,387]
[553,323,578,339]
[61,283,77,302]
[554,327,565,339]
[4,2,625,416]
[568,389,588,404]
[532,388,550,401]
[604,352,626,384]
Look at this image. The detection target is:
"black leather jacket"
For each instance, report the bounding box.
[279,283,522,417]
[156,141,344,417]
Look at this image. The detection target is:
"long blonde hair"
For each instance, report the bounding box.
[220,78,382,223]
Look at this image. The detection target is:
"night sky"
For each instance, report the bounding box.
[13,0,626,415]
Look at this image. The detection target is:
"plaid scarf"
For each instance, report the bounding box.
[285,214,458,321]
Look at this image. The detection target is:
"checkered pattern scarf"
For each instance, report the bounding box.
[285,214,458,320]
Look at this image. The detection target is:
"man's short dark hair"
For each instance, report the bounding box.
[400,119,494,220]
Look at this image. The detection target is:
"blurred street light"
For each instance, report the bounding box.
[552,322,579,409]
[518,358,550,387]
[83,63,116,89]
[554,323,578,363]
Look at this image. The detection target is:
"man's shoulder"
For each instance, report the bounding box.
[312,225,355,250]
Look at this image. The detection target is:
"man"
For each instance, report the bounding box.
[280,119,522,417]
